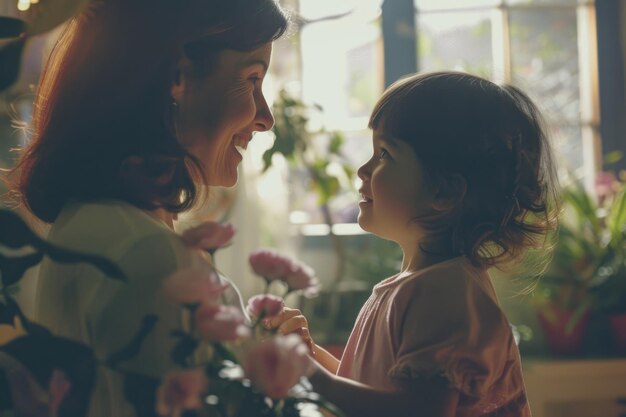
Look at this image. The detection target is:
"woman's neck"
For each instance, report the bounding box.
[149,208,176,229]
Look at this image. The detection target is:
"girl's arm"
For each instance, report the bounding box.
[311,343,339,374]
[267,308,339,373]
[309,362,460,417]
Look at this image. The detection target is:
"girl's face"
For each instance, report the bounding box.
[172,43,274,187]
[357,128,436,243]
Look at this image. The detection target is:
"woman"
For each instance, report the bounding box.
[8,0,288,415]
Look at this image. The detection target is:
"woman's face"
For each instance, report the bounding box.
[172,42,274,187]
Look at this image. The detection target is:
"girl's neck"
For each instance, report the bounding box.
[400,235,458,273]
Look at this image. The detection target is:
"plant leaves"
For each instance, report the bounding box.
[170,334,198,367]
[105,314,158,368]
[0,17,26,38]
[2,295,51,338]
[38,240,127,281]
[0,251,44,288]
[0,209,42,250]
[1,334,97,417]
[122,372,160,417]
[603,151,623,165]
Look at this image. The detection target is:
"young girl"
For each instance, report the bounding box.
[271,71,558,417]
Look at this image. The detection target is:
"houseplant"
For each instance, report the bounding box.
[263,89,356,346]
[531,170,626,355]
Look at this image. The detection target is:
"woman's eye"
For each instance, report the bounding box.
[378,148,390,159]
[249,77,261,86]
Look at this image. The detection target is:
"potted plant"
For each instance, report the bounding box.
[531,170,626,355]
[588,171,626,353]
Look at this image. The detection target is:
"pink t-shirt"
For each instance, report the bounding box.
[337,256,530,417]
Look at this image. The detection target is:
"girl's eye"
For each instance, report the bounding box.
[378,148,390,159]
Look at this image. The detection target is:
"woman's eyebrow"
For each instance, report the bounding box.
[241,59,268,72]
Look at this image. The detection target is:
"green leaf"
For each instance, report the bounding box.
[0,209,126,281]
[603,151,623,165]
[105,314,158,368]
[170,334,198,367]
[0,251,44,288]
[212,342,240,364]
[0,17,25,38]
[328,132,345,154]
[607,188,626,243]
[0,209,42,250]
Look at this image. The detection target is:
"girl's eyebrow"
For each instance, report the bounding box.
[378,134,402,150]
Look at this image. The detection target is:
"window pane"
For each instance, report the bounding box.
[509,9,580,123]
[417,11,493,78]
[415,0,500,12]
[506,0,580,5]
[287,129,370,225]
[300,17,383,127]
[552,124,584,175]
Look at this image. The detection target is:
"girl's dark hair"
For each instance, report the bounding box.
[8,0,288,223]
[370,71,559,268]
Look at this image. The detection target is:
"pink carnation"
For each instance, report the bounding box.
[182,222,235,253]
[7,366,71,417]
[249,249,295,281]
[246,294,285,320]
[195,304,251,342]
[162,268,229,305]
[243,334,312,399]
[285,264,320,297]
[156,369,209,417]
[249,250,319,296]
[595,171,620,203]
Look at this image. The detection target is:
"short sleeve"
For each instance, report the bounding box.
[387,270,514,399]
[87,233,199,377]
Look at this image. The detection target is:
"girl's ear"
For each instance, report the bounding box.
[432,174,467,212]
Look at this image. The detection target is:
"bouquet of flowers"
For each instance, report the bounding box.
[0,213,343,417]
[145,222,341,417]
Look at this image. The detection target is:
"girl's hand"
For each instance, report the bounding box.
[266,307,315,354]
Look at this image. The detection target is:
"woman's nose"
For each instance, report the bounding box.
[253,93,274,132]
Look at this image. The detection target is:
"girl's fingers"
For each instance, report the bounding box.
[279,322,315,354]
[267,307,302,329]
[277,315,308,335]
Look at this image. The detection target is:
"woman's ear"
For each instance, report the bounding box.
[170,56,190,103]
[432,174,467,212]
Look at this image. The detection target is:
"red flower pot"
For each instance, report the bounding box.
[537,307,590,355]
[608,313,626,354]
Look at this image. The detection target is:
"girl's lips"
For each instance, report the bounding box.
[358,190,372,203]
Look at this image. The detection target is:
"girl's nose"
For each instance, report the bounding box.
[357,161,370,181]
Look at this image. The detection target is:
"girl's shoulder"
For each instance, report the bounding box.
[393,256,488,292]
[390,256,501,321]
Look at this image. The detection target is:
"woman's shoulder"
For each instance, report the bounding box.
[48,199,187,260]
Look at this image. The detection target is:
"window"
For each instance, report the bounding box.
[282,0,600,228]
[415,0,599,184]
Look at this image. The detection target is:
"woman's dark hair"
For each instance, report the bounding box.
[8,0,288,223]
[370,71,559,268]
